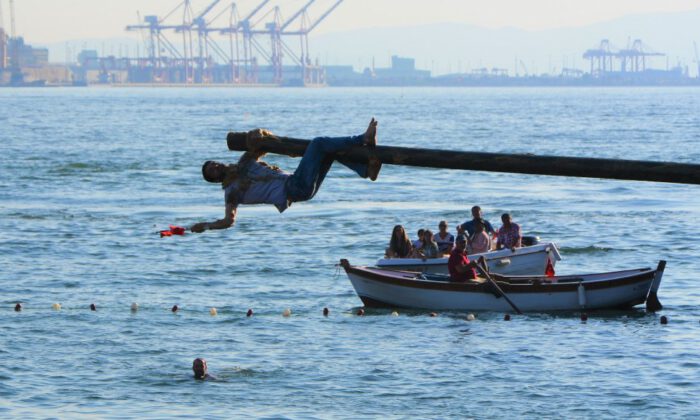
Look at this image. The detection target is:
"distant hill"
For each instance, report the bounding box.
[309,8,700,75]
[38,8,700,77]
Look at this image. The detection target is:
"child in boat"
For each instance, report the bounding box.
[419,229,440,258]
[412,228,425,249]
[386,225,413,258]
[190,119,382,233]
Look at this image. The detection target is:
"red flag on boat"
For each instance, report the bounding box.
[545,258,555,277]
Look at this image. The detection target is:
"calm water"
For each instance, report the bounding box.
[1,87,699,418]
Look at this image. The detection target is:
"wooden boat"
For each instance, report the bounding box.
[340,259,666,312]
[376,242,562,275]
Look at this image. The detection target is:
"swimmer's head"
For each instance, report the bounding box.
[192,358,208,379]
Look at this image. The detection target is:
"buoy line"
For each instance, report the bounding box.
[6,303,672,323]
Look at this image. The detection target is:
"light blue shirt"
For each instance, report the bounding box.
[225,161,290,213]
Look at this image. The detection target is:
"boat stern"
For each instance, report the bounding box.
[645,260,666,312]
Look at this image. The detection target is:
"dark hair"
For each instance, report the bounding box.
[192,358,207,379]
[390,225,412,258]
[202,160,217,182]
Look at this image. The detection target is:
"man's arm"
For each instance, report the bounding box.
[190,202,237,233]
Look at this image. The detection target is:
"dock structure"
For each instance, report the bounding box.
[584,39,665,77]
[227,132,700,185]
[122,0,342,86]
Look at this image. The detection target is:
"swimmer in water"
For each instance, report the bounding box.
[193,358,217,380]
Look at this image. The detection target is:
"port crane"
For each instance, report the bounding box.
[694,41,699,79]
[126,0,342,85]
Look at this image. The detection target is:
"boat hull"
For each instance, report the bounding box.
[376,243,561,275]
[342,261,665,312]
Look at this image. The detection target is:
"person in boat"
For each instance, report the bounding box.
[496,213,522,250]
[386,224,413,258]
[458,206,495,237]
[418,229,440,259]
[468,219,491,255]
[435,221,454,255]
[412,228,426,250]
[448,234,478,282]
[190,119,382,233]
[193,358,217,380]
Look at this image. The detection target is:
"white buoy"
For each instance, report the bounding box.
[391,311,399,317]
[131,302,139,312]
[282,308,292,317]
[52,303,61,311]
[466,313,476,321]
[209,307,218,316]
[577,283,586,307]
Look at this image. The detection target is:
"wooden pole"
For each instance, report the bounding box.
[474,257,523,315]
[226,132,700,185]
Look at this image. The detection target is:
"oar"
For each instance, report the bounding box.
[226,132,700,185]
[473,257,523,315]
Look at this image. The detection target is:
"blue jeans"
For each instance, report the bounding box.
[285,135,368,202]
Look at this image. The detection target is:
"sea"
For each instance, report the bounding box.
[1,87,699,419]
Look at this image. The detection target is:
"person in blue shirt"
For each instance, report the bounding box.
[458,205,495,237]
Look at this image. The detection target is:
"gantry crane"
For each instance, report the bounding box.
[617,39,664,72]
[0,0,6,70]
[694,41,699,79]
[126,0,343,84]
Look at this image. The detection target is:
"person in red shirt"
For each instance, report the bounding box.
[448,235,477,282]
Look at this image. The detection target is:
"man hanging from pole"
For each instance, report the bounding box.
[190,118,381,233]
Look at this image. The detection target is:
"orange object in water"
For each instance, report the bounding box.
[545,258,555,277]
[160,225,186,237]
[169,225,186,235]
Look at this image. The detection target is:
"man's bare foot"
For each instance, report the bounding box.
[363,118,378,147]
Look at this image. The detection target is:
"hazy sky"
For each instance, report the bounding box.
[3,0,700,43]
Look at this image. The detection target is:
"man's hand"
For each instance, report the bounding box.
[190,223,208,233]
[246,128,276,152]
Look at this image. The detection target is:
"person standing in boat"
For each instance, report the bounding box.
[386,225,413,258]
[496,213,522,250]
[448,235,477,282]
[458,206,496,237]
[191,119,382,233]
[435,221,454,255]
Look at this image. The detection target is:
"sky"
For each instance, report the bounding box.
[3,0,700,43]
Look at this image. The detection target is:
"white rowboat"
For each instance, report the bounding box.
[340,259,666,312]
[376,243,562,275]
